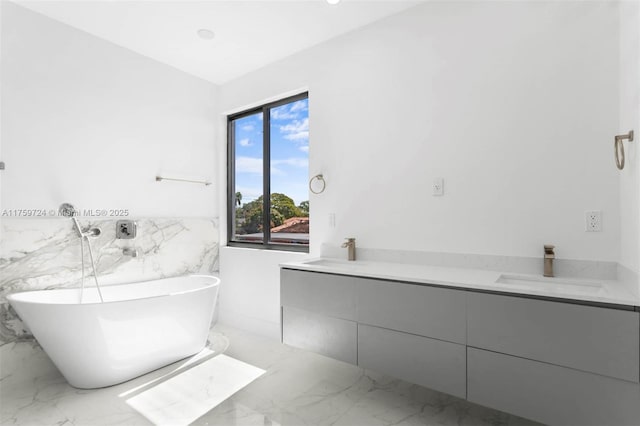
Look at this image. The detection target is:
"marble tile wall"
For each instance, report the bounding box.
[0,217,219,345]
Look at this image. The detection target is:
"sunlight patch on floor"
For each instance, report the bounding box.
[125,354,265,425]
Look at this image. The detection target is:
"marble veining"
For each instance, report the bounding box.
[0,217,219,344]
[0,324,540,426]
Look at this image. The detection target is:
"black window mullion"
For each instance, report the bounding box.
[227,119,235,244]
[227,92,309,252]
[263,106,271,246]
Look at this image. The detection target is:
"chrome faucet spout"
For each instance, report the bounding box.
[123,247,138,257]
[342,238,356,261]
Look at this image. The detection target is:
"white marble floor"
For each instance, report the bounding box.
[1,324,541,426]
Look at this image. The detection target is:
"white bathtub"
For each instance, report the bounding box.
[7,275,219,389]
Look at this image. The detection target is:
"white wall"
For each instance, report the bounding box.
[218,247,307,339]
[218,1,626,337]
[0,1,4,236]
[222,1,621,262]
[1,2,219,217]
[619,1,640,274]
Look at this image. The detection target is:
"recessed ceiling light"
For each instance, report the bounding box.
[197,29,215,40]
[327,0,341,4]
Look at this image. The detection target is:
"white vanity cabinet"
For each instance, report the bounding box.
[467,292,639,382]
[282,306,357,364]
[280,267,640,425]
[281,269,357,363]
[355,277,466,344]
[358,324,466,398]
[466,292,640,425]
[467,348,640,426]
[355,277,467,398]
[280,269,467,397]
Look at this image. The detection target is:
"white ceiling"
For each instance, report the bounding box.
[13,0,422,85]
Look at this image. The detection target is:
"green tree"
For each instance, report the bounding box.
[236,193,301,234]
[271,193,302,219]
[298,201,309,217]
[240,198,263,234]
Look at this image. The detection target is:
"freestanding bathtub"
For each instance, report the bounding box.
[7,275,219,389]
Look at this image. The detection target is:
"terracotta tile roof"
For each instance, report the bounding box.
[271,217,309,233]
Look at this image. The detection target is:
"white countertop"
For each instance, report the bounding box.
[280,258,640,308]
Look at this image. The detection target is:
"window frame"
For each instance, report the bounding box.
[227,92,310,252]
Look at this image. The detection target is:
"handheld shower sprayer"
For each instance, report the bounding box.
[58,204,100,237]
[72,217,83,237]
[59,203,104,303]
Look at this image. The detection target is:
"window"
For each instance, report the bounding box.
[228,92,309,251]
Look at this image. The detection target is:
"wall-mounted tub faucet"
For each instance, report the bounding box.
[123,247,138,258]
[544,245,555,277]
[342,238,356,261]
[72,217,101,238]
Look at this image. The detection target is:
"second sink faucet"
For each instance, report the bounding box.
[544,245,555,277]
[342,238,356,261]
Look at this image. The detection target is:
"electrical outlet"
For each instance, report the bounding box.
[585,211,602,232]
[433,178,444,196]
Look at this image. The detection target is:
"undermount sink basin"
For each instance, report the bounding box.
[496,274,603,294]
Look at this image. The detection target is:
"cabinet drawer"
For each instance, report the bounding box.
[282,306,357,364]
[467,292,639,382]
[356,278,466,344]
[358,324,466,398]
[281,269,356,320]
[468,348,640,426]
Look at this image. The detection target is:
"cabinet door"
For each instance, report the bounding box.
[281,269,356,320]
[467,292,639,382]
[282,306,357,364]
[467,348,640,426]
[358,324,466,398]
[356,278,466,344]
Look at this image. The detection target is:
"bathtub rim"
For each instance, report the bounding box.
[6,274,220,306]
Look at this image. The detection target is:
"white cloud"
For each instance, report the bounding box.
[290,100,308,113]
[235,156,262,174]
[236,156,307,176]
[285,131,309,141]
[239,138,253,147]
[272,157,309,168]
[280,118,309,141]
[299,145,309,153]
[271,108,298,121]
[241,124,255,132]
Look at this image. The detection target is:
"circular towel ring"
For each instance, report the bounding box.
[309,174,326,194]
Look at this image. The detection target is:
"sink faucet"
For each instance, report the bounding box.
[341,238,356,261]
[544,245,555,277]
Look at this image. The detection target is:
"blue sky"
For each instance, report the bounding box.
[234,98,309,206]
